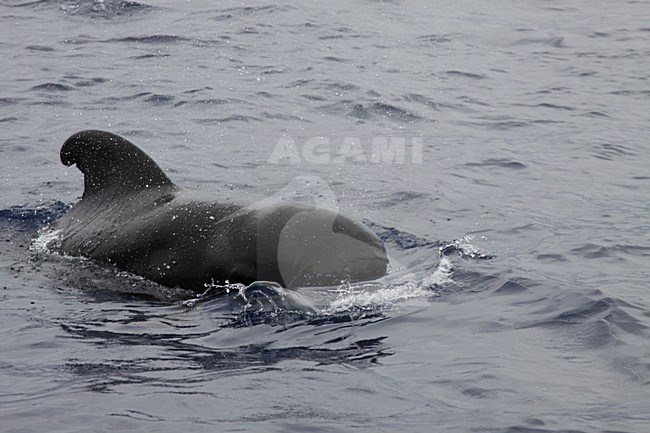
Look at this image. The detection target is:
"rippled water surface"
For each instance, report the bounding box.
[1,0,649,432]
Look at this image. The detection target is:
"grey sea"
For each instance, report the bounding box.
[1,0,649,432]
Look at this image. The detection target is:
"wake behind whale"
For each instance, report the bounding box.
[51,130,388,292]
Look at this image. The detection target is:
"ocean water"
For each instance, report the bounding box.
[1,0,649,431]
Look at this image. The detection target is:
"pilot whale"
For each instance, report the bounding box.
[52,130,388,291]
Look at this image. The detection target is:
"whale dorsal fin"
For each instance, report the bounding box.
[60,130,176,198]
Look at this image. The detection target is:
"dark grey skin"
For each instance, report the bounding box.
[53,130,388,291]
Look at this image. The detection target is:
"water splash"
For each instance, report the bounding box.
[181,280,319,314]
[324,256,453,314]
[440,235,495,259]
[30,227,61,253]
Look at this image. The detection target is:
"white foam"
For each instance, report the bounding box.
[422,255,454,287]
[30,228,61,253]
[444,235,494,259]
[324,256,454,314]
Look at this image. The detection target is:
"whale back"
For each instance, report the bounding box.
[60,129,175,198]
